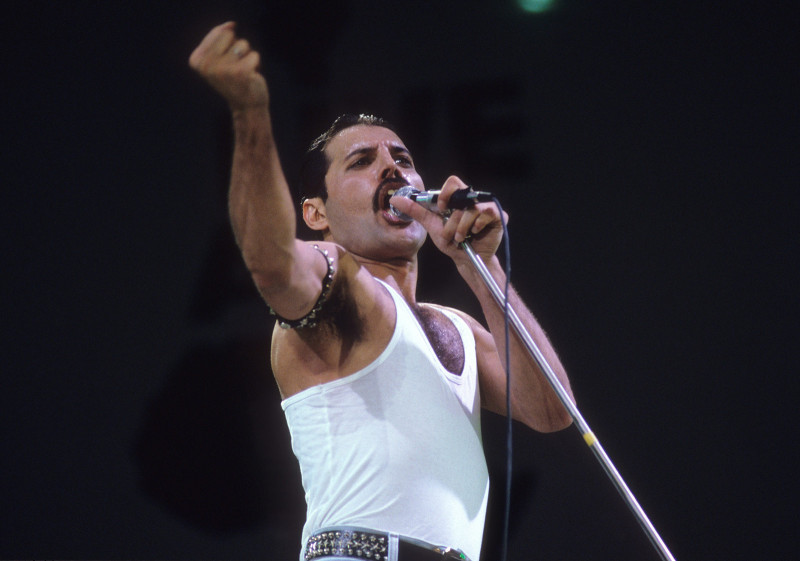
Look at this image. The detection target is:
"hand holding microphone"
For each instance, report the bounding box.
[388,178,506,258]
[387,185,494,221]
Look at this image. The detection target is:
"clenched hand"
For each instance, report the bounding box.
[189,22,268,113]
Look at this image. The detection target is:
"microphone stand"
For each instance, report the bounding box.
[460,240,676,561]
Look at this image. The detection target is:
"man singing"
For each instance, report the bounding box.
[189,21,573,561]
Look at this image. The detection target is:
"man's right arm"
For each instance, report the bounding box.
[189,22,328,320]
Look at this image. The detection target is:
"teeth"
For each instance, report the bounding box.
[387,189,396,196]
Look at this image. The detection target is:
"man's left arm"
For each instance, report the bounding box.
[389,176,574,432]
[455,259,574,432]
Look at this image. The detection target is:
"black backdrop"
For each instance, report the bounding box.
[3,1,798,559]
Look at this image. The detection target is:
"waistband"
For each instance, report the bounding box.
[305,526,471,561]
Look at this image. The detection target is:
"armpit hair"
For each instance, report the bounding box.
[296,271,364,344]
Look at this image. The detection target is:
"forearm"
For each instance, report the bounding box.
[189,22,297,286]
[457,254,574,431]
[228,106,298,283]
[190,22,327,319]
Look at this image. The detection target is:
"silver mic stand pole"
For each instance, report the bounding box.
[461,239,676,561]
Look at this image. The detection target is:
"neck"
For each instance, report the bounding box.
[357,254,419,305]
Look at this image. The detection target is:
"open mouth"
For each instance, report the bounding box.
[374,178,410,213]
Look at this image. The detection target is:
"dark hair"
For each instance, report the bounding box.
[298,113,397,202]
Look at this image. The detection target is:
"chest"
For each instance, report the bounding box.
[413,306,465,375]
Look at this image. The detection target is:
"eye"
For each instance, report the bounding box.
[348,157,370,169]
[395,155,413,167]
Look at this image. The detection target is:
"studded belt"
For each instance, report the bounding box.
[304,526,470,561]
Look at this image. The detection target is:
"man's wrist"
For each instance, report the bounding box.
[231,103,270,124]
[456,252,503,282]
[231,105,274,146]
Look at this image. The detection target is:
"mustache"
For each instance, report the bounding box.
[372,177,410,213]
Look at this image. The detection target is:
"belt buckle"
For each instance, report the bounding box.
[433,547,467,560]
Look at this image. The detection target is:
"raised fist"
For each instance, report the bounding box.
[189,22,269,112]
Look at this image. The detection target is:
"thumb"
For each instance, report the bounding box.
[388,194,439,225]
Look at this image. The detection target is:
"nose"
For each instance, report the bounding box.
[378,148,402,179]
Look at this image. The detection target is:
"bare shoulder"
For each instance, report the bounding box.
[270,242,397,399]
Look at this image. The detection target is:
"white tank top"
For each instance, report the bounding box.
[281,279,489,561]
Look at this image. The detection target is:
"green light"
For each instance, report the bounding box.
[517,0,556,13]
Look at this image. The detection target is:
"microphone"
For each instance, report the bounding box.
[387,185,494,220]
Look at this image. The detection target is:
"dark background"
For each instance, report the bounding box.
[3,1,797,560]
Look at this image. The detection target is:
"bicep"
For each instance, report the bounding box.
[253,240,336,321]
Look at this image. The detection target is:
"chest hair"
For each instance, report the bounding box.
[413,305,465,375]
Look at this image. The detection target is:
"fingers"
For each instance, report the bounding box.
[189,21,236,69]
[435,175,470,214]
[388,194,443,229]
[445,204,504,243]
[434,176,505,243]
[188,22,269,110]
[189,23,255,71]
[229,38,251,59]
[390,188,505,245]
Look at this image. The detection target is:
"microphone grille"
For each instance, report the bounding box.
[394,185,420,198]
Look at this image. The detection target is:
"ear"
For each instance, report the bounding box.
[302,197,329,232]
